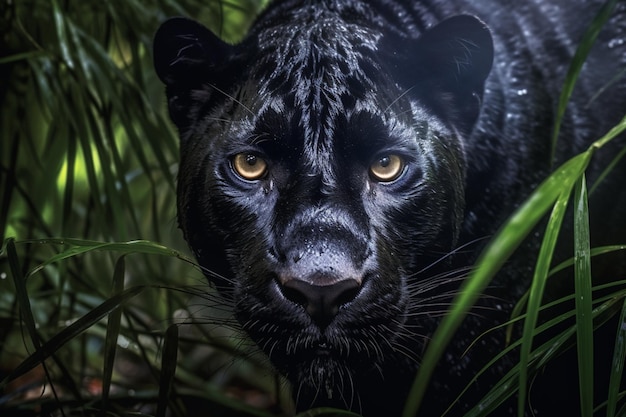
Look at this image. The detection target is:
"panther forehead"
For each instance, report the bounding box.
[234,15,412,177]
[252,12,382,100]
[255,17,381,80]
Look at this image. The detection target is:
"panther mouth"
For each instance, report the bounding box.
[306,339,343,361]
[291,335,342,358]
[256,270,408,359]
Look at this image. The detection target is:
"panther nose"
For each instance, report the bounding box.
[281,279,360,329]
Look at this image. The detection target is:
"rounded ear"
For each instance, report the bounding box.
[417,15,493,93]
[153,17,233,85]
[391,15,494,131]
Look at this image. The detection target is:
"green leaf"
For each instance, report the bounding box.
[606,297,626,417]
[0,285,145,388]
[548,245,626,277]
[6,238,41,352]
[99,256,126,417]
[550,0,618,162]
[157,324,180,417]
[402,151,592,417]
[517,185,572,416]
[465,290,625,416]
[573,175,594,416]
[21,238,196,278]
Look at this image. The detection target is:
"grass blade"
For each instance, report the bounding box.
[98,255,126,417]
[156,324,179,417]
[20,238,196,278]
[548,245,626,277]
[5,238,41,352]
[402,151,592,417]
[465,289,624,416]
[589,111,626,193]
[517,187,571,416]
[550,0,618,162]
[0,285,145,387]
[606,297,626,417]
[574,174,594,416]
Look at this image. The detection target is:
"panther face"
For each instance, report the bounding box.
[154,9,492,412]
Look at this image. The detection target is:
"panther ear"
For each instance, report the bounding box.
[394,15,494,131]
[153,17,233,85]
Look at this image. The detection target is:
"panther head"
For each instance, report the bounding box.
[154,8,492,412]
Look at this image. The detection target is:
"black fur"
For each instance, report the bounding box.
[153,1,626,415]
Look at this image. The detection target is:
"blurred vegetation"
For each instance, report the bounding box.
[1,0,625,416]
[0,0,294,416]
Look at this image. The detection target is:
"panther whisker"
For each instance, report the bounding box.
[207,82,256,117]
[389,340,423,365]
[348,369,360,413]
[180,315,238,327]
[412,237,489,276]
[203,116,242,124]
[408,269,472,289]
[384,85,418,115]
[194,264,237,285]
[405,274,472,299]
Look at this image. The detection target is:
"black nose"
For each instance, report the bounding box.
[281,279,360,329]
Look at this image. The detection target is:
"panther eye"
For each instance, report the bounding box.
[369,154,404,182]
[232,153,268,180]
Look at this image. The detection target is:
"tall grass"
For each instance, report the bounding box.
[1,1,625,417]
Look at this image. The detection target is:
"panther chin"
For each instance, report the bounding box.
[289,356,361,410]
[279,337,414,412]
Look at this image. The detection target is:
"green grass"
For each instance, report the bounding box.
[1,0,626,416]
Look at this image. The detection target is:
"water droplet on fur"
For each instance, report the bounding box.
[516,88,528,96]
[608,38,625,48]
[506,112,520,122]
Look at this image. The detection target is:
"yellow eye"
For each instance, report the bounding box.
[370,154,404,182]
[232,153,268,180]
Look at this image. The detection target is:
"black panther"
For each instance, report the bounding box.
[153,0,626,415]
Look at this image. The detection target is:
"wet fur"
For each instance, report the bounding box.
[154,1,626,415]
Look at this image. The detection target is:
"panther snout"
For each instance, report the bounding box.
[273,219,370,328]
[281,278,361,329]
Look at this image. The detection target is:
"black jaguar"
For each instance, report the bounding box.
[153,0,626,415]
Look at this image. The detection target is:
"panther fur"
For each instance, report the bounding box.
[153,1,626,415]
